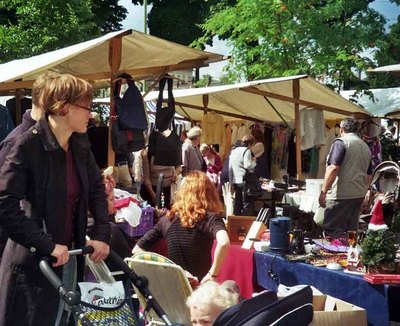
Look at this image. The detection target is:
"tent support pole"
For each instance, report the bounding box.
[107,36,123,167]
[143,72,167,98]
[178,105,194,123]
[173,100,263,123]
[293,79,302,179]
[263,96,292,132]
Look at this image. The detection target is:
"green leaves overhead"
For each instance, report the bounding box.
[196,0,389,87]
[0,0,127,63]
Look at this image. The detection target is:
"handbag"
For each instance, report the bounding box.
[243,171,263,198]
[111,120,145,154]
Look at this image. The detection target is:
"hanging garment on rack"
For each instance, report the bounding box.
[299,108,326,150]
[201,111,226,155]
[0,104,14,142]
[148,128,182,166]
[6,97,31,126]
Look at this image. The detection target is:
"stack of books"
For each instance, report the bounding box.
[363,274,400,284]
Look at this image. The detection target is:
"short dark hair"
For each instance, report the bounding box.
[340,117,359,133]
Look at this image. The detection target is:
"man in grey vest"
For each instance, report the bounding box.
[319,117,372,238]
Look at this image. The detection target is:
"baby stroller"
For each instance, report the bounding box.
[40,246,180,326]
[213,286,313,326]
[362,161,400,229]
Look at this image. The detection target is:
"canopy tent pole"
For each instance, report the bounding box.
[263,96,292,132]
[178,105,194,123]
[143,72,167,98]
[202,94,209,115]
[107,36,123,167]
[172,100,263,123]
[240,86,370,119]
[293,79,302,179]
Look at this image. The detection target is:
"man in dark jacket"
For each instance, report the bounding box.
[0,73,50,259]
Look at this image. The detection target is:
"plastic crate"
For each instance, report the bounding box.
[118,208,154,237]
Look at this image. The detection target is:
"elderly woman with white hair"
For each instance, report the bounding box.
[182,126,205,176]
[187,281,240,326]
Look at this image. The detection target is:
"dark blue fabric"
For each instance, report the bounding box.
[114,79,147,131]
[0,105,14,143]
[254,251,398,326]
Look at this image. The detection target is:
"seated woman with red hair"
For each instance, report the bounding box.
[132,171,230,284]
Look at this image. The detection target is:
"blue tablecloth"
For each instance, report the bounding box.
[254,251,400,326]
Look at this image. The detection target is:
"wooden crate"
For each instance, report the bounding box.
[226,215,256,244]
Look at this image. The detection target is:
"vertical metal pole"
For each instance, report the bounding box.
[144,0,148,34]
[143,0,148,91]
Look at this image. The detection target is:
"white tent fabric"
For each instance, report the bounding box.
[341,88,400,117]
[370,64,400,75]
[144,75,370,123]
[0,29,224,92]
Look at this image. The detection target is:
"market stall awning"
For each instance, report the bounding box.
[341,88,400,118]
[145,75,370,123]
[0,29,224,94]
[368,63,400,76]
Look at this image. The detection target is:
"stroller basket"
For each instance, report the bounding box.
[40,246,177,326]
[77,300,136,326]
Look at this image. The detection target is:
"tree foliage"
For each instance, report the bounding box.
[132,0,235,46]
[0,0,127,63]
[367,16,400,88]
[195,0,388,89]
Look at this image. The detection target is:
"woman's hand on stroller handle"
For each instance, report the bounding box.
[50,244,69,267]
[47,245,95,266]
[86,239,109,263]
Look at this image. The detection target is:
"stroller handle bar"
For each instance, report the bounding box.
[39,246,94,291]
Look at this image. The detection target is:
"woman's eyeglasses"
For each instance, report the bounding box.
[71,103,92,112]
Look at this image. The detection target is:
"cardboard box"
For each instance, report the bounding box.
[226,215,256,244]
[312,295,367,326]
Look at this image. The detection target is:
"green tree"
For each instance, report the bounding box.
[367,16,400,88]
[131,0,235,46]
[195,0,387,89]
[92,0,128,33]
[0,0,127,63]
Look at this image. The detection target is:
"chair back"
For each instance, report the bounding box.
[125,252,192,325]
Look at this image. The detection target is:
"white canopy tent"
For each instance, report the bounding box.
[341,87,400,118]
[144,75,371,177]
[145,75,369,122]
[0,29,224,164]
[0,29,223,93]
[369,64,400,76]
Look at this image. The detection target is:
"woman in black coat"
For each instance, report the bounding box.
[0,72,110,325]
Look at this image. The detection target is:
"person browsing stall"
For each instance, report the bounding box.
[182,126,205,176]
[229,135,257,216]
[200,143,223,186]
[0,73,110,325]
[318,117,372,238]
[132,171,230,283]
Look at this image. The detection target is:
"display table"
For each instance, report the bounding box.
[282,191,319,213]
[254,251,400,326]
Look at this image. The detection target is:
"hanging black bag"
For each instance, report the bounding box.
[114,76,147,131]
[155,77,175,132]
[111,120,145,154]
[111,75,147,154]
[148,77,182,166]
